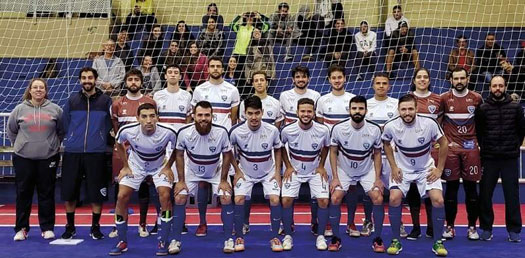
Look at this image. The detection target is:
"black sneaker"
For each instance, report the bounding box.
[406,227,421,241]
[150,223,159,235]
[182,225,189,235]
[426,227,434,238]
[311,223,319,236]
[90,224,104,240]
[61,225,76,239]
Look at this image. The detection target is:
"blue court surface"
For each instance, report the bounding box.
[1,225,523,258]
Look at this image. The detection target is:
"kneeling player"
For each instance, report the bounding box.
[329,96,385,252]
[382,94,449,256]
[230,96,283,251]
[109,103,177,256]
[281,98,331,251]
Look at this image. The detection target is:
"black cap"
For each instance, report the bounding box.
[399,21,408,28]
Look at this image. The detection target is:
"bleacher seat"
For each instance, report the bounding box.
[0,58,48,80]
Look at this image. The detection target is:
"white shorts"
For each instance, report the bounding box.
[179,167,231,196]
[281,173,329,199]
[234,172,280,200]
[389,168,442,198]
[337,167,376,194]
[119,160,173,190]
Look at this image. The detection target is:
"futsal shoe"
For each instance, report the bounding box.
[346,224,360,237]
[139,223,150,237]
[109,227,118,238]
[387,239,402,255]
[181,225,189,235]
[195,224,208,237]
[361,220,374,237]
[442,226,455,240]
[242,224,250,235]
[467,226,479,240]
[310,223,319,236]
[316,235,328,251]
[372,237,385,253]
[168,240,182,254]
[156,241,169,256]
[282,235,293,251]
[61,225,76,239]
[324,224,333,237]
[42,230,55,240]
[400,224,408,238]
[234,237,245,252]
[432,240,448,256]
[90,224,104,240]
[109,241,128,256]
[426,227,434,238]
[480,230,493,241]
[509,232,522,243]
[223,238,235,253]
[407,227,421,240]
[150,223,159,235]
[328,236,342,251]
[13,228,27,241]
[271,237,284,252]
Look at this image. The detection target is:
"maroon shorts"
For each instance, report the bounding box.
[441,147,481,181]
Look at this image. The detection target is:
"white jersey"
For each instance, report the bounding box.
[382,115,444,174]
[153,88,192,132]
[191,81,240,130]
[316,92,355,130]
[331,119,382,177]
[281,121,330,176]
[230,121,282,178]
[279,88,321,124]
[366,97,399,126]
[239,95,284,125]
[176,124,232,178]
[354,31,377,53]
[385,16,410,37]
[116,123,177,171]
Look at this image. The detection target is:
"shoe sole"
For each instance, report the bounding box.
[406,235,421,241]
[61,233,76,240]
[90,234,104,240]
[432,248,448,257]
[168,250,181,255]
[223,249,234,253]
[195,233,207,237]
[109,248,128,256]
[387,247,403,255]
[156,252,168,256]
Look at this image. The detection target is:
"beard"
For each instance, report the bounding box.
[453,83,467,92]
[195,120,212,135]
[210,71,223,80]
[402,114,415,124]
[127,85,140,94]
[351,113,365,123]
[298,116,312,126]
[82,82,95,92]
[490,90,505,100]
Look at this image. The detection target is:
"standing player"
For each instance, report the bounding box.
[328,96,384,252]
[382,94,449,256]
[230,96,283,251]
[190,57,240,237]
[440,67,483,240]
[281,98,331,251]
[171,101,235,254]
[109,103,177,256]
[110,69,157,238]
[406,68,442,239]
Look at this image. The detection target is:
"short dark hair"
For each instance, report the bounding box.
[451,67,469,78]
[251,70,267,82]
[278,2,289,10]
[456,35,468,43]
[350,95,367,109]
[194,101,213,114]
[410,67,431,92]
[244,95,263,111]
[137,102,158,115]
[297,97,315,109]
[486,32,496,38]
[125,68,143,83]
[79,67,98,80]
[327,64,345,78]
[208,56,223,67]
[373,72,389,83]
[291,65,310,78]
[398,94,417,107]
[393,5,402,11]
[165,64,182,73]
[207,3,218,12]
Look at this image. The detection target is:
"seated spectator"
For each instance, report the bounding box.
[269,2,300,62]
[137,24,164,66]
[181,42,209,90]
[245,28,276,93]
[447,35,475,79]
[386,21,420,78]
[114,28,134,72]
[125,4,157,40]
[500,56,524,96]
[92,39,125,96]
[158,40,184,80]
[131,0,157,33]
[137,55,162,95]
[354,20,377,80]
[472,32,506,83]
[296,5,324,61]
[225,56,241,86]
[197,16,225,58]
[385,5,409,39]
[201,3,225,31]
[314,0,344,28]
[171,20,195,52]
[323,18,352,67]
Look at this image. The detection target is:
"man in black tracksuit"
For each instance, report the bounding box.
[475,75,525,242]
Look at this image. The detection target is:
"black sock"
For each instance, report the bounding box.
[92,212,101,226]
[66,212,75,227]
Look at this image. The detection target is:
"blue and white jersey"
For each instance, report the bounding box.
[176,124,232,178]
[191,81,240,130]
[279,88,320,124]
[316,92,355,130]
[330,119,382,177]
[239,95,284,125]
[230,121,282,178]
[153,88,192,132]
[116,123,177,171]
[382,115,444,174]
[281,121,330,176]
[366,97,399,126]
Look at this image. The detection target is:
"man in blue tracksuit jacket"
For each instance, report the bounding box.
[60,67,112,240]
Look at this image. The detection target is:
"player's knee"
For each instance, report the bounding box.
[317,198,329,209]
[370,191,383,205]
[117,190,132,203]
[389,195,402,206]
[234,195,245,205]
[269,195,280,206]
[220,195,232,205]
[174,194,187,205]
[431,196,444,207]
[282,197,293,208]
[331,192,343,205]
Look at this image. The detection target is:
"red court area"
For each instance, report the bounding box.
[0,203,520,226]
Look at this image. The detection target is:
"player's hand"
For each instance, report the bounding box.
[270,172,282,188]
[158,166,174,184]
[219,180,232,195]
[117,166,133,182]
[391,166,403,183]
[330,178,342,193]
[427,167,443,183]
[315,166,328,183]
[173,181,188,195]
[373,179,385,195]
[233,170,245,186]
[282,166,295,183]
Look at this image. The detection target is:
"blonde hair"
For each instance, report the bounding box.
[22,78,49,101]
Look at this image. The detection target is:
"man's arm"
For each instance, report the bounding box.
[427,135,449,183]
[231,105,239,125]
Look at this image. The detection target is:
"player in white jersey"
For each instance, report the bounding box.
[189,57,240,237]
[382,94,449,256]
[230,96,284,252]
[281,98,331,251]
[279,65,320,124]
[328,96,385,253]
[109,103,177,256]
[171,101,236,254]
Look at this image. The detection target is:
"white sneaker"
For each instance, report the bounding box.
[400,224,408,238]
[223,238,235,253]
[467,226,480,240]
[282,235,293,251]
[138,224,149,238]
[316,235,328,251]
[13,229,27,241]
[41,230,55,240]
[108,227,118,238]
[168,240,181,254]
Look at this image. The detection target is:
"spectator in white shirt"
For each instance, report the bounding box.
[354,20,377,80]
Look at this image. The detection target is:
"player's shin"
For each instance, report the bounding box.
[270,204,282,237]
[172,204,186,241]
[388,205,402,239]
[328,204,341,238]
[317,200,329,236]
[234,204,245,238]
[160,210,173,243]
[221,203,234,240]
[115,214,128,242]
[373,204,385,238]
[432,206,445,242]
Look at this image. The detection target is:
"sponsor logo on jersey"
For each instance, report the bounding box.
[312,143,319,149]
[467,106,475,114]
[209,146,217,152]
[418,137,425,144]
[262,143,269,149]
[428,105,437,113]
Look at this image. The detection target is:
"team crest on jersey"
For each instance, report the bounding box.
[312,143,318,149]
[204,95,209,100]
[328,107,332,112]
[344,141,348,146]
[467,106,475,114]
[428,105,437,114]
[262,143,269,149]
[289,106,293,111]
[398,139,402,144]
[267,111,273,117]
[363,143,370,149]
[387,112,394,118]
[179,105,185,112]
[444,169,452,177]
[155,146,163,151]
[293,142,299,147]
[209,146,217,152]
[244,144,248,149]
[122,109,127,115]
[221,95,227,101]
[418,137,425,144]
